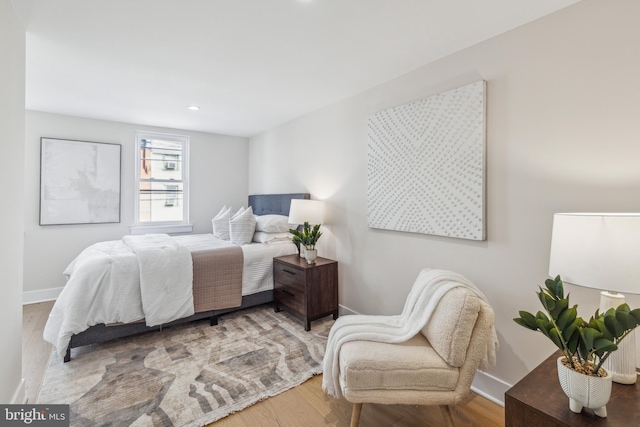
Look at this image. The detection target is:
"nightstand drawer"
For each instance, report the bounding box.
[274,283,304,313]
[274,262,305,292]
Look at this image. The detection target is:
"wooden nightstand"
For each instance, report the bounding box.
[273,254,339,331]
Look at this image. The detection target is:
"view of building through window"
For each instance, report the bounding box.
[137,134,188,224]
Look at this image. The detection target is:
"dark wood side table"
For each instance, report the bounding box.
[505,351,640,426]
[273,254,338,331]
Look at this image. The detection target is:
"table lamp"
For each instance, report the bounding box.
[288,199,324,257]
[548,213,640,384]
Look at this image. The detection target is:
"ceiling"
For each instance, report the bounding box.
[13,0,581,137]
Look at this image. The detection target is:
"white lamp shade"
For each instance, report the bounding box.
[548,213,640,294]
[288,199,323,225]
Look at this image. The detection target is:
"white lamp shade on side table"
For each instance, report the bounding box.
[288,199,323,226]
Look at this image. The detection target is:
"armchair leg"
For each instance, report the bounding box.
[440,405,455,427]
[350,403,363,427]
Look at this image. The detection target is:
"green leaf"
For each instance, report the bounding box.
[617,303,631,314]
[594,338,618,353]
[567,329,580,354]
[595,318,614,342]
[630,308,640,323]
[544,279,558,298]
[561,317,579,342]
[536,318,551,338]
[289,229,301,237]
[604,313,625,338]
[556,305,576,330]
[516,311,538,329]
[514,317,538,330]
[615,310,639,331]
[536,311,550,323]
[538,290,556,313]
[548,327,564,349]
[554,276,565,299]
[580,327,598,350]
[545,275,564,299]
[537,289,549,311]
[550,297,568,320]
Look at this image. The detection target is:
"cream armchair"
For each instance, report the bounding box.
[337,286,495,427]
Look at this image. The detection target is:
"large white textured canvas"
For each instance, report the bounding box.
[367,80,486,240]
[40,138,121,225]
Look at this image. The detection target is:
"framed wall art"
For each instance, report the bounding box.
[40,137,121,225]
[367,80,486,241]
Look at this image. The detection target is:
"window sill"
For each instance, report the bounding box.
[129,224,194,235]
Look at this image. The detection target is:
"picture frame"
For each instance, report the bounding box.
[367,80,486,241]
[40,137,121,225]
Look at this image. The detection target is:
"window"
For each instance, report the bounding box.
[133,132,191,234]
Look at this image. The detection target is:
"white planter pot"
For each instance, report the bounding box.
[305,249,317,264]
[556,357,612,417]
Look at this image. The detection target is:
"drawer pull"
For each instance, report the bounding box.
[282,289,295,297]
[283,269,296,276]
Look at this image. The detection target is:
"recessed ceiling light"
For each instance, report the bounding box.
[187,105,200,111]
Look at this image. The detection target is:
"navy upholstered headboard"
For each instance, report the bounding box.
[249,193,310,216]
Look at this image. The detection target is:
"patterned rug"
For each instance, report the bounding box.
[38,305,333,426]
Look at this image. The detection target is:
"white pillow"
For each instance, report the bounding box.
[230,206,257,245]
[252,231,292,243]
[213,206,232,240]
[231,206,245,220]
[211,205,228,234]
[255,214,297,233]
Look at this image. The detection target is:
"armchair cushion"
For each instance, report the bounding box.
[339,333,459,396]
[421,286,481,367]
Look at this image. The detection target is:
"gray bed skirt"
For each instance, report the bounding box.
[65,290,274,362]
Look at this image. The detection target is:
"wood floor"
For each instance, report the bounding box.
[23,302,505,426]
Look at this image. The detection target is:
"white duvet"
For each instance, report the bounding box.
[43,234,296,358]
[123,234,194,327]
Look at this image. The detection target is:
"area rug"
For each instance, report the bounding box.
[37,305,333,426]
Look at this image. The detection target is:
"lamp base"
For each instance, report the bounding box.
[599,291,637,385]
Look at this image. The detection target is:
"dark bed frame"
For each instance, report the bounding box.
[63,193,310,362]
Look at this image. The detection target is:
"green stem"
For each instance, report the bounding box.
[545,307,575,369]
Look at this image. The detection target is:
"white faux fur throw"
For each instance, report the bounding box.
[322,268,498,399]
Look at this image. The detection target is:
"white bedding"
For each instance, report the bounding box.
[44,234,296,358]
[172,234,297,295]
[123,234,194,327]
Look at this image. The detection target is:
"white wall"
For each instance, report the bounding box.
[24,111,249,298]
[249,0,640,401]
[0,0,25,403]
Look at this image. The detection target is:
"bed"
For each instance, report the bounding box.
[45,193,309,362]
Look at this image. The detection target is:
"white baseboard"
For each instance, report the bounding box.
[471,370,511,407]
[339,303,510,407]
[23,287,62,305]
[11,378,26,404]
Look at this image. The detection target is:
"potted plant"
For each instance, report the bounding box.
[289,222,322,264]
[514,275,640,417]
